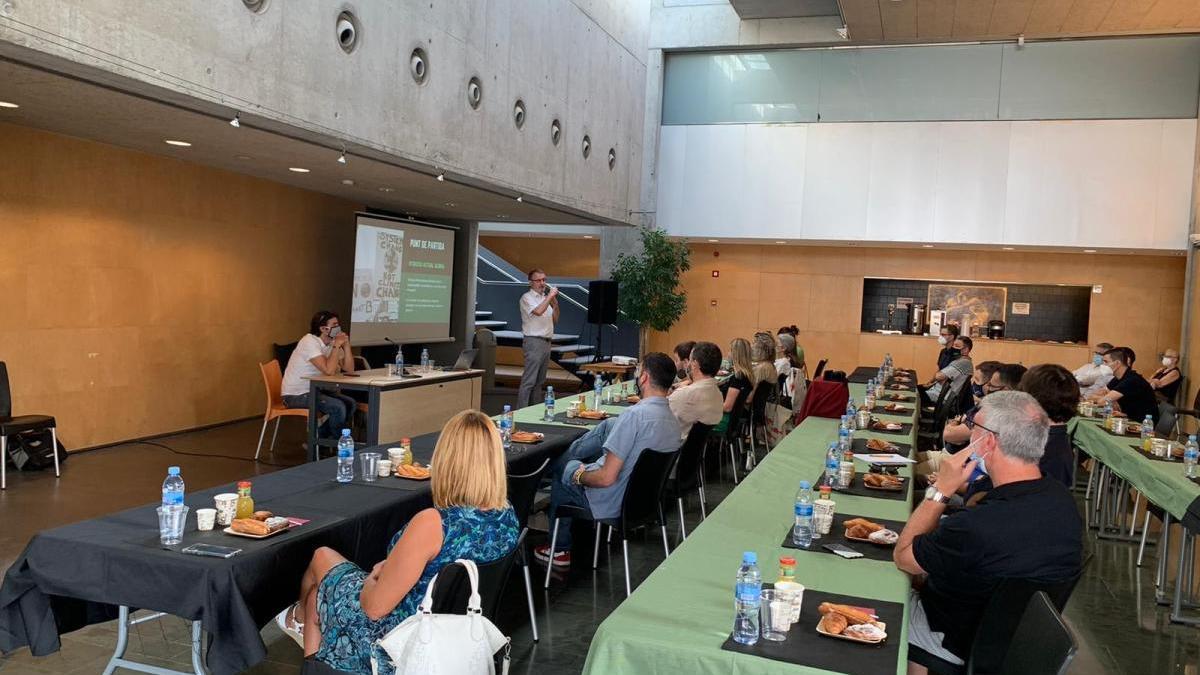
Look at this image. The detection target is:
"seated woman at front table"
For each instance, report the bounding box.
[279,410,518,674]
[1150,348,1182,402]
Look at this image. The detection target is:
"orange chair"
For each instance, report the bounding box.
[255,360,310,460]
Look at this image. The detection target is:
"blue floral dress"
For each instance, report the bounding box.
[314,505,519,674]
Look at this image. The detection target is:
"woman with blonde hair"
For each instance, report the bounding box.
[723,337,756,413]
[279,410,518,674]
[751,332,778,386]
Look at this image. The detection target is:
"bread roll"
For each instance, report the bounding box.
[231,518,270,536]
[819,611,848,635]
[252,511,273,521]
[817,602,875,625]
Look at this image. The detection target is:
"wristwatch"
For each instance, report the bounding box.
[924,486,950,504]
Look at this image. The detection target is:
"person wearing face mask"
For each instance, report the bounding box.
[1073,342,1114,399]
[535,353,682,569]
[670,340,697,391]
[922,336,973,406]
[1149,348,1182,403]
[895,391,1082,673]
[1090,347,1158,423]
[667,341,725,440]
[281,310,357,439]
[935,324,961,371]
[942,363,1023,451]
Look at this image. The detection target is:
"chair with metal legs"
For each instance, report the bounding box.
[663,423,713,541]
[254,360,310,460]
[0,361,60,490]
[545,448,680,596]
[506,456,551,642]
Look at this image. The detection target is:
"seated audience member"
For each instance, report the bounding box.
[535,354,682,567]
[751,333,778,386]
[722,338,756,415]
[1019,364,1080,488]
[670,340,696,390]
[922,336,973,405]
[1091,347,1158,423]
[969,361,1004,404]
[284,410,518,674]
[942,362,1022,449]
[774,333,806,407]
[775,326,804,374]
[1074,342,1114,399]
[1150,348,1182,402]
[895,391,1083,671]
[668,342,725,439]
[281,310,356,438]
[935,324,961,371]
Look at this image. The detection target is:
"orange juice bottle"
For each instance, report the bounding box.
[234,481,254,520]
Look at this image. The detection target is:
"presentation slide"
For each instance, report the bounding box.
[350,215,456,345]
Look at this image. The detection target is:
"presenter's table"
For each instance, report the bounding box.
[304,367,483,461]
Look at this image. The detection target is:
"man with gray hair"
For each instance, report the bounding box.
[894,391,1083,672]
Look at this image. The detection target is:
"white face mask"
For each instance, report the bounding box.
[1163,356,1176,367]
[938,336,948,346]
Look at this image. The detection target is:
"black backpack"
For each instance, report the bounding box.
[6,429,67,471]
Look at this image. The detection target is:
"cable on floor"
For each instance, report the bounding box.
[131,440,299,468]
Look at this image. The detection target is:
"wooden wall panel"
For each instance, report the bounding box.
[0,123,358,450]
[479,236,600,279]
[649,243,1185,381]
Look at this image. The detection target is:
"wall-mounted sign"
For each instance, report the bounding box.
[1012,302,1030,315]
[1093,285,1103,294]
[896,297,913,307]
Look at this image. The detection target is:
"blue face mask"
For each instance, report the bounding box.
[1092,354,1102,367]
[971,383,985,399]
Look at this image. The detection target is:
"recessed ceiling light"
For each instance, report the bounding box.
[922,244,934,248]
[444,202,456,207]
[707,239,719,243]
[1002,246,1014,251]
[0,101,19,109]
[288,167,310,173]
[341,179,355,186]
[775,241,786,244]
[583,235,594,239]
[378,186,394,192]
[1084,249,1097,253]
[164,140,192,147]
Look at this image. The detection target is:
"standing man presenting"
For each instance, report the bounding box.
[518,269,560,408]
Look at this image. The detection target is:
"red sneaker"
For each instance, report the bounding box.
[533,545,571,567]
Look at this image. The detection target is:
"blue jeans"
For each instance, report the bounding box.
[546,417,616,552]
[282,390,355,438]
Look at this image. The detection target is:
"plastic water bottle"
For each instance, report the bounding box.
[846,399,856,424]
[793,481,814,548]
[162,466,184,506]
[733,552,762,645]
[394,348,405,376]
[544,386,556,421]
[500,405,514,450]
[594,376,604,407]
[824,443,839,489]
[1140,415,1153,451]
[1186,435,1199,478]
[336,429,354,483]
[420,348,430,370]
[838,425,850,455]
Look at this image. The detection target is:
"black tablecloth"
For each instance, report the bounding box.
[847,367,879,384]
[814,472,909,502]
[780,513,908,562]
[0,423,582,674]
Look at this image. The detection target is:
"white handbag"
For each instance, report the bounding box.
[373,559,511,675]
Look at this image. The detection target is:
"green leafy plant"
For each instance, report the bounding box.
[611,226,691,356]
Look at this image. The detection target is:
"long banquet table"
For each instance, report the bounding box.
[0,422,584,675]
[583,375,920,675]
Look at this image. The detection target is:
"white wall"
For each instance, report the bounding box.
[657,119,1197,250]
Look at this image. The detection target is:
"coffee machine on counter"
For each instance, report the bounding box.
[908,303,927,335]
[987,320,1006,340]
[927,310,946,337]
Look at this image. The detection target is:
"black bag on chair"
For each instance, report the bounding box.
[6,429,67,471]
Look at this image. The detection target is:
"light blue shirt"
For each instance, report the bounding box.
[582,397,681,520]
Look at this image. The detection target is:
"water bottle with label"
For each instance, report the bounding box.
[419,348,430,371]
[1103,401,1114,430]
[824,443,839,489]
[394,347,405,377]
[793,481,814,548]
[1186,435,1199,478]
[544,386,556,421]
[838,425,850,455]
[336,429,355,483]
[1141,415,1154,452]
[162,466,184,507]
[160,467,186,546]
[500,405,514,451]
[733,552,762,646]
[593,376,604,408]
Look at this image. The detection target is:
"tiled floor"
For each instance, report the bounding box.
[1,419,1199,674]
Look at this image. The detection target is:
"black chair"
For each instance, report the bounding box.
[0,361,59,490]
[429,554,518,619]
[747,380,776,460]
[506,456,551,641]
[272,341,298,370]
[811,358,828,382]
[717,385,752,484]
[664,423,713,540]
[998,592,1077,675]
[545,448,680,596]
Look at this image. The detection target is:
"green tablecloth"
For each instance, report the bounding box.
[1070,419,1200,527]
[581,382,918,675]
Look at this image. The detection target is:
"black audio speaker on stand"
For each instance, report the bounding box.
[587,280,618,362]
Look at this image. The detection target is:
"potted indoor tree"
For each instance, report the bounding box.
[610,226,691,357]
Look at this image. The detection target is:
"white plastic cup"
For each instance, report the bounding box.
[196,508,217,531]
[377,459,393,477]
[774,581,805,624]
[387,447,405,465]
[360,452,381,482]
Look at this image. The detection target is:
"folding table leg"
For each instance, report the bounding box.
[103,606,207,675]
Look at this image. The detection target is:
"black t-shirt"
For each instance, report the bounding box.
[1152,367,1182,402]
[1040,425,1074,488]
[936,347,956,371]
[1108,369,1159,423]
[913,477,1082,658]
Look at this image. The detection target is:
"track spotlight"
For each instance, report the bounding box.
[230,113,241,128]
[337,148,347,164]
[436,173,445,181]
[515,195,523,203]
